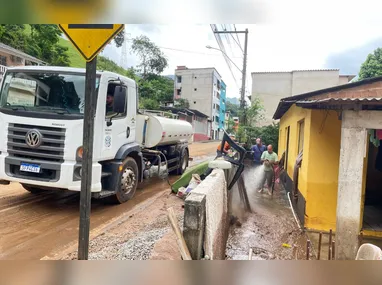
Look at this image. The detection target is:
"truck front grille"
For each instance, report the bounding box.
[7,123,66,163]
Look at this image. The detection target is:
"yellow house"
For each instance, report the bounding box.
[273,75,382,260]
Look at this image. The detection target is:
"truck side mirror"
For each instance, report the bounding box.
[113,86,127,114]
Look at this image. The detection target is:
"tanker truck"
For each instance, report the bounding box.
[0,66,193,203]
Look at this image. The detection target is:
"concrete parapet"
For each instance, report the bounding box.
[183,168,229,260]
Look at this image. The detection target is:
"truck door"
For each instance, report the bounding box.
[102,81,136,158]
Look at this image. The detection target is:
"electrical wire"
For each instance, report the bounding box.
[123,37,242,58]
[210,24,240,89]
[234,24,243,49]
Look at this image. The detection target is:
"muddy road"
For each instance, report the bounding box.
[0,141,218,260]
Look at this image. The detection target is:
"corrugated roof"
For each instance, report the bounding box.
[0,42,45,64]
[273,75,382,119]
[296,97,382,104]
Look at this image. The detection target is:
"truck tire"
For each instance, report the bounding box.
[176,148,189,175]
[109,157,138,204]
[22,184,43,194]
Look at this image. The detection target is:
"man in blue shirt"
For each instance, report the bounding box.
[251,138,266,166]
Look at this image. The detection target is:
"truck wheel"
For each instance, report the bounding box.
[177,148,189,175]
[22,184,43,194]
[109,157,138,204]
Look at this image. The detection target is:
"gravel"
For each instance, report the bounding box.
[64,212,184,260]
[89,227,169,260]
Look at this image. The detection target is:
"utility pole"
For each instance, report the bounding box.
[212,28,249,125]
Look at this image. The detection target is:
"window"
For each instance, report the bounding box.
[0,71,100,116]
[106,83,127,119]
[177,76,182,83]
[298,120,305,153]
[0,55,7,66]
[177,89,181,96]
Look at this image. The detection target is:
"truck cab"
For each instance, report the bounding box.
[0,66,189,204]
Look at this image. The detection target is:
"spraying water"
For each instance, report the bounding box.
[230,164,266,221]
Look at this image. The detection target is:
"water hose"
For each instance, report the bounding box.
[287,191,302,231]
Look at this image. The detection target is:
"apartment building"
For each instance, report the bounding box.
[251,69,356,126]
[174,66,226,140]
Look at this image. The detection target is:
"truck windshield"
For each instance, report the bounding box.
[0,71,100,115]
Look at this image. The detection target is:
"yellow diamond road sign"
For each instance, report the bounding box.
[59,24,124,62]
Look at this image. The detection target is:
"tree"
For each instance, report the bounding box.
[97,56,137,79]
[27,25,64,64]
[139,97,160,110]
[113,30,125,48]
[226,117,236,134]
[237,123,280,153]
[0,24,71,67]
[359,48,382,80]
[0,24,26,51]
[243,97,264,125]
[51,45,70,66]
[130,35,168,78]
[174,98,190,109]
[226,101,239,117]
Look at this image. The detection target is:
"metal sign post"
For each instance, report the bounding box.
[58,24,125,260]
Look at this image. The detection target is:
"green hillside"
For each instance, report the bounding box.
[59,37,86,68]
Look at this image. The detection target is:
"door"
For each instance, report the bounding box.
[102,81,136,158]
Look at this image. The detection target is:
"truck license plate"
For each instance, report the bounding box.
[20,163,41,173]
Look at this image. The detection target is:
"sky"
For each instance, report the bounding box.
[99,1,382,101]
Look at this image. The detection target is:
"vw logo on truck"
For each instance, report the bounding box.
[25,129,43,148]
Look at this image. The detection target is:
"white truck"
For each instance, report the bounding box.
[0,66,193,203]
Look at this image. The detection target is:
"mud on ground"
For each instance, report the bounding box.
[226,164,309,260]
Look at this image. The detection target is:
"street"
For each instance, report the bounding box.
[0,141,218,260]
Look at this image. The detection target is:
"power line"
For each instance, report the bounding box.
[123,37,242,58]
[234,24,243,48]
[230,32,244,54]
[210,24,240,89]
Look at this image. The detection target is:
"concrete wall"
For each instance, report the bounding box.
[305,110,342,231]
[278,104,311,196]
[175,68,223,139]
[291,70,340,95]
[278,105,345,232]
[0,50,25,67]
[251,70,354,126]
[175,69,214,119]
[183,168,229,260]
[252,72,292,126]
[336,110,382,259]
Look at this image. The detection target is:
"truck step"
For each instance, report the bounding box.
[101,172,112,178]
[92,190,116,199]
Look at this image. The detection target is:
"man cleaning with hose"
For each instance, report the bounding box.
[258,144,278,195]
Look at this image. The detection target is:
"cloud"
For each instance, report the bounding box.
[325,38,382,75]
